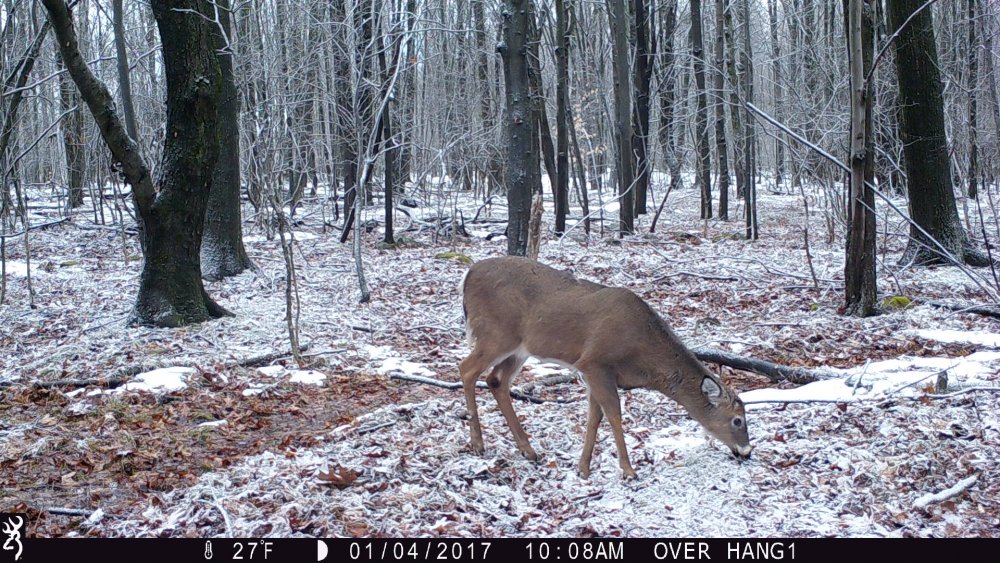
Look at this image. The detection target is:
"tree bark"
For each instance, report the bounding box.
[690,0,712,220]
[500,0,540,255]
[966,0,979,200]
[44,0,229,327]
[714,0,731,220]
[768,0,784,188]
[201,0,253,281]
[554,0,570,234]
[58,54,86,209]
[887,0,988,266]
[844,0,877,317]
[112,0,139,142]
[610,0,635,233]
[632,0,653,217]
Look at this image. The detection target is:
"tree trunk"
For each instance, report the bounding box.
[57,54,86,209]
[632,0,653,217]
[501,0,540,255]
[845,0,877,317]
[714,0,731,220]
[610,0,635,234]
[690,0,712,220]
[887,0,988,266]
[112,0,139,142]
[741,0,757,239]
[554,0,570,233]
[201,0,253,281]
[967,0,979,200]
[768,0,784,188]
[44,0,228,327]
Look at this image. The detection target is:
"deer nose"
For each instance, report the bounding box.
[733,445,753,460]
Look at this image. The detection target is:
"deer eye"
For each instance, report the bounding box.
[732,417,744,428]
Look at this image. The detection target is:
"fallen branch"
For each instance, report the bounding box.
[928,386,1000,399]
[30,345,311,390]
[0,217,72,240]
[692,347,833,384]
[44,507,93,517]
[913,474,978,510]
[388,372,578,404]
[514,373,578,395]
[927,300,1000,320]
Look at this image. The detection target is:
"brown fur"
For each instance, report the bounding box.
[460,256,751,478]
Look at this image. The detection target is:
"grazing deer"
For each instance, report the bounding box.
[460,256,751,478]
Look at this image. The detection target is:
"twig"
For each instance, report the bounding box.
[44,507,93,517]
[928,387,1000,399]
[913,474,978,509]
[0,217,71,240]
[742,398,854,405]
[355,420,396,435]
[851,360,871,395]
[388,372,578,404]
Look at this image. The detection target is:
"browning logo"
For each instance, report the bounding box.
[0,514,24,562]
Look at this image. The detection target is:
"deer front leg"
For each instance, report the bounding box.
[487,355,538,460]
[586,373,637,479]
[578,394,603,478]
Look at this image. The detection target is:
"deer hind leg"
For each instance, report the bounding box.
[486,354,537,460]
[460,348,497,454]
[583,369,637,479]
[578,394,603,478]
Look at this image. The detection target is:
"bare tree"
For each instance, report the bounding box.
[690,0,713,220]
[500,0,540,255]
[44,0,229,327]
[887,0,989,266]
[845,0,877,316]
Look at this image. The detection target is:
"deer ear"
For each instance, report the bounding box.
[701,377,723,404]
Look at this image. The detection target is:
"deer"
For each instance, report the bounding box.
[459,256,751,479]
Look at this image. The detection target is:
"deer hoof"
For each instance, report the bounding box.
[469,440,484,455]
[621,468,637,480]
[520,447,538,461]
[578,465,591,479]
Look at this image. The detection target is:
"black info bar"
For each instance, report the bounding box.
[5,538,989,562]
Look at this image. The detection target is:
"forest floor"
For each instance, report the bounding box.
[1,180,999,537]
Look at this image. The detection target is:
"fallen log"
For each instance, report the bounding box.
[927,300,1000,320]
[692,347,833,384]
[30,344,311,390]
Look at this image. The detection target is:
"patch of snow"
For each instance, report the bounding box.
[377,357,434,377]
[288,370,326,385]
[911,329,1000,348]
[197,420,228,429]
[2,261,30,277]
[243,231,318,243]
[116,367,194,394]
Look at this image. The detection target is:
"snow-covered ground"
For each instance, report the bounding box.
[2,178,998,537]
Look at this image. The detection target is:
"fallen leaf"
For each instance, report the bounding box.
[317,464,359,488]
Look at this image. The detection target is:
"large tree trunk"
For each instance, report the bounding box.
[501,0,540,255]
[887,0,988,266]
[844,0,877,317]
[690,0,712,220]
[44,0,228,327]
[201,0,253,281]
